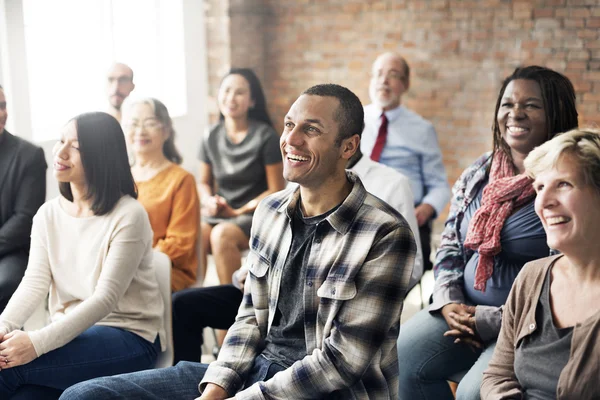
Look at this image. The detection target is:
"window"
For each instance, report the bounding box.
[22,0,187,142]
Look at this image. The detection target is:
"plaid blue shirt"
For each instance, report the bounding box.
[200,172,416,399]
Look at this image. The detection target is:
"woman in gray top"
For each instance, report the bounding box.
[198,68,284,285]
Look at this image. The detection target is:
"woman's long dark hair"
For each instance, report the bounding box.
[59,112,137,215]
[219,68,273,128]
[491,66,578,172]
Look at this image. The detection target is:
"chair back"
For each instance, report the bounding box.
[153,250,174,368]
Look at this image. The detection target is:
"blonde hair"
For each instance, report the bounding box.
[524,128,600,193]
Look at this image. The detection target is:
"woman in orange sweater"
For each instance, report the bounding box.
[124,98,199,292]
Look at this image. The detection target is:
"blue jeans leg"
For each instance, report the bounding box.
[60,361,209,400]
[455,341,496,400]
[244,355,286,389]
[397,308,481,400]
[0,325,159,397]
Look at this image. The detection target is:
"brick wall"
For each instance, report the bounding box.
[207,0,600,219]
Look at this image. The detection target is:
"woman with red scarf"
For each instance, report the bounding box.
[397,66,579,400]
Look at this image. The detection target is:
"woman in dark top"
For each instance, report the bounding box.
[198,68,285,284]
[396,66,579,400]
[481,128,600,400]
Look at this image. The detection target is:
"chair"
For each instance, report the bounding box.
[153,250,174,368]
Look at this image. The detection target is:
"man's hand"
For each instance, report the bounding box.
[0,330,38,369]
[197,383,230,399]
[415,203,435,227]
[440,304,482,350]
[237,268,248,292]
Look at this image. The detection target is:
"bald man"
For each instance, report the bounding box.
[361,52,450,275]
[106,63,135,122]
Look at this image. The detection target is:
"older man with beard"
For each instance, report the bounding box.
[361,52,450,274]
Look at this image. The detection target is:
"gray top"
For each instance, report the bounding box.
[460,178,549,307]
[198,120,281,209]
[514,264,573,399]
[262,204,337,368]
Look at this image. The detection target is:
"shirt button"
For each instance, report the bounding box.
[307,281,313,287]
[331,288,336,295]
[529,323,535,330]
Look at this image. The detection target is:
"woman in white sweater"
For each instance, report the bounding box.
[0,112,164,399]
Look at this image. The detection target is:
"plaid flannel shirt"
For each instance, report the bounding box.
[200,172,416,399]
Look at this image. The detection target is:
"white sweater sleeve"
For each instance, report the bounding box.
[0,211,53,337]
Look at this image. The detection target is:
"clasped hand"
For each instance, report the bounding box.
[0,330,38,369]
[201,196,239,218]
[441,303,483,351]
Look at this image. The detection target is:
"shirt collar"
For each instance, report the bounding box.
[371,104,404,123]
[277,171,367,235]
[350,154,371,175]
[383,105,404,123]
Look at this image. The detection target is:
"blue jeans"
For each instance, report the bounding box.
[397,308,496,400]
[61,354,286,399]
[0,325,159,399]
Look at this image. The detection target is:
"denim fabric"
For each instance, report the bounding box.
[0,325,159,398]
[60,356,286,399]
[60,361,207,400]
[397,308,496,400]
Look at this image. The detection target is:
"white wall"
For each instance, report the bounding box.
[0,0,208,177]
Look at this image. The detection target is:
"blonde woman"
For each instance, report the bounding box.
[482,129,600,399]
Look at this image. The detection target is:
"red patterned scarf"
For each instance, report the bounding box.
[464,151,535,292]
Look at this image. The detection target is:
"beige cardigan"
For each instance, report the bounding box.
[481,254,600,400]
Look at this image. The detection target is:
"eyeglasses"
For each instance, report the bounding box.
[108,76,133,85]
[124,119,163,131]
[371,70,405,81]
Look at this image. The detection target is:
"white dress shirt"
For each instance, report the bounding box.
[351,155,424,287]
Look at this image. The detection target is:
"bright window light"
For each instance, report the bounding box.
[23,0,187,142]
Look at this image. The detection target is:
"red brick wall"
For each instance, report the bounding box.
[208,0,600,219]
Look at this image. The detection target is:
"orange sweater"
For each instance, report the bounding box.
[136,164,199,291]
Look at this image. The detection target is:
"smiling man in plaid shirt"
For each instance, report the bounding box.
[62,84,416,400]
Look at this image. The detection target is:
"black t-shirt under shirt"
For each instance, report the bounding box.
[261,203,337,368]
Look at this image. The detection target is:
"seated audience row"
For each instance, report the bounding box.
[0,54,597,400]
[62,83,418,400]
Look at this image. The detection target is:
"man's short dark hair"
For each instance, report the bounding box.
[59,112,137,215]
[302,84,364,146]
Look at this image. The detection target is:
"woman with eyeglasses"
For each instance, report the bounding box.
[482,129,600,399]
[124,98,200,292]
[198,68,285,284]
[0,112,163,399]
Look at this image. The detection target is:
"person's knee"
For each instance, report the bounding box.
[209,224,237,249]
[61,378,114,400]
[172,290,195,322]
[455,370,483,400]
